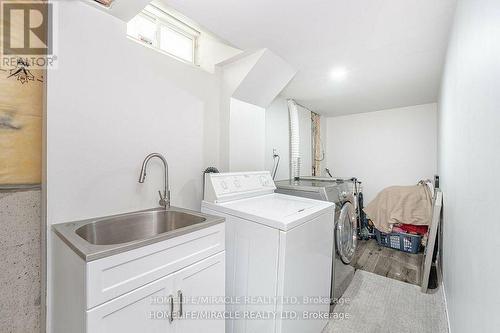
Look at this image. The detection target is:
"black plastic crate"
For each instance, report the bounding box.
[374,228,422,254]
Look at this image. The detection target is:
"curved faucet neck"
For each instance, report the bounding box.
[138,153,170,209]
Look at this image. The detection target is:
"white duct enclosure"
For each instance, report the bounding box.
[219,49,296,171]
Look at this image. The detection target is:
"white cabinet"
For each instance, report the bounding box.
[85,222,225,308]
[87,252,225,333]
[87,273,176,333]
[52,223,225,333]
[174,252,225,333]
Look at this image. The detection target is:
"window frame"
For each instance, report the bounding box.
[127,5,199,65]
[130,12,157,47]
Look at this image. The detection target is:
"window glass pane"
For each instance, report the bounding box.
[159,25,194,63]
[127,15,156,46]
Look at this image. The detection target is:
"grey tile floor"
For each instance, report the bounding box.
[323,270,449,333]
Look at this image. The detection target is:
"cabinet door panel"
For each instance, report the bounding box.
[87,273,175,333]
[175,252,225,333]
[87,223,225,308]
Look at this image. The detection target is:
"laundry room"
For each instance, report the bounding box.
[0,1,498,333]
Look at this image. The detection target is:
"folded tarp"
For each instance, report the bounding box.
[364,182,433,233]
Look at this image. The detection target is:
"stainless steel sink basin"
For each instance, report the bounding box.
[53,207,224,261]
[75,210,207,245]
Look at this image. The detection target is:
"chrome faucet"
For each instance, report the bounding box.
[138,153,170,209]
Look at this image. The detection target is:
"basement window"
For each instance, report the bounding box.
[127,5,199,64]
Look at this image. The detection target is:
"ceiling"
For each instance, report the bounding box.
[163,0,457,116]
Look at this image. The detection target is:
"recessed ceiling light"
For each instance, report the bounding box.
[330,67,348,81]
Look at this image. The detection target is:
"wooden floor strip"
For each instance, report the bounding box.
[351,239,423,286]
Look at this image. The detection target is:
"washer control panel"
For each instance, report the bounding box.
[204,171,276,203]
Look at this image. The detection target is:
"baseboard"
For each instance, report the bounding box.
[441,280,451,333]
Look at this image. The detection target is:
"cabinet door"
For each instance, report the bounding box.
[87,273,176,333]
[174,252,225,333]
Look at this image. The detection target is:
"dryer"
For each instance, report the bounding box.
[202,171,335,333]
[275,177,358,302]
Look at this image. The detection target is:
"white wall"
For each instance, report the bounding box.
[439,1,500,332]
[219,50,265,170]
[265,97,290,180]
[229,98,266,171]
[46,2,222,329]
[47,1,220,222]
[326,103,437,203]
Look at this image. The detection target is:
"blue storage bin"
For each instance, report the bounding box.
[374,228,422,254]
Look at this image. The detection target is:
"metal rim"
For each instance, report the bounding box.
[336,201,357,264]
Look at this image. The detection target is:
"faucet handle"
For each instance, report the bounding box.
[158,190,166,208]
[158,190,165,200]
[158,190,170,208]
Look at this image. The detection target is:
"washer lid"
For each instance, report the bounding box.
[203,193,334,231]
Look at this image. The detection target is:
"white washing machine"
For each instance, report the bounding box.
[202,171,335,333]
[275,177,358,302]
